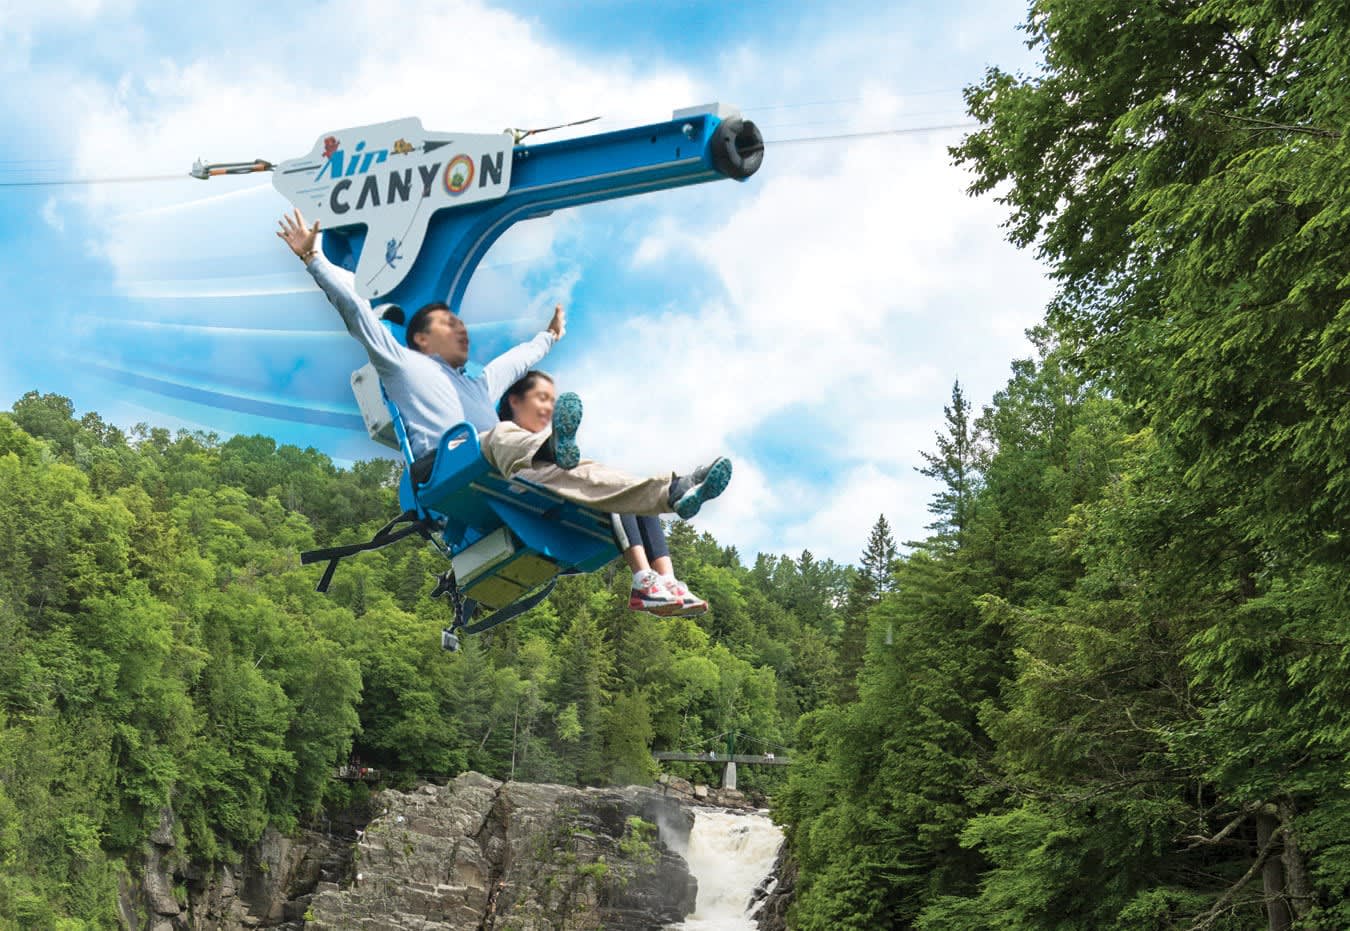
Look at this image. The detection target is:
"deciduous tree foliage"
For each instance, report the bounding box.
[0,391,835,925]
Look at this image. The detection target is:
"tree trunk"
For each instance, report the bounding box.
[1256,809,1291,931]
[1277,798,1315,924]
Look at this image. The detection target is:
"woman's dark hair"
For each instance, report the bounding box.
[405,301,452,349]
[497,370,554,421]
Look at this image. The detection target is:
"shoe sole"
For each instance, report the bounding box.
[630,600,684,617]
[674,457,732,519]
[552,393,583,470]
[675,601,709,617]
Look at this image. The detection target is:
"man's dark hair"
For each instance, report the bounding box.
[497,370,554,421]
[405,301,452,349]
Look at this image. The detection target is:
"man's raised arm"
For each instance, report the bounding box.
[277,208,406,373]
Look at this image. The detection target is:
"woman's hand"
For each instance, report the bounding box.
[548,304,566,341]
[277,208,321,262]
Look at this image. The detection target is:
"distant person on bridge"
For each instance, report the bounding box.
[277,208,733,520]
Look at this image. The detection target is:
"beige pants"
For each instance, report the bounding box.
[479,421,674,516]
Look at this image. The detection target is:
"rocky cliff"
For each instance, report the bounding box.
[751,841,795,931]
[308,774,697,930]
[122,774,727,930]
[121,802,365,930]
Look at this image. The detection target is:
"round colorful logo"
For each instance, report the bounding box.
[444,155,474,195]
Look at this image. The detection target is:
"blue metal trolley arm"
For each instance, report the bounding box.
[322,109,762,312]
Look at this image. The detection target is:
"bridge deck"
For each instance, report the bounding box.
[652,752,788,765]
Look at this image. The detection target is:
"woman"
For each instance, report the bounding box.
[496,371,709,617]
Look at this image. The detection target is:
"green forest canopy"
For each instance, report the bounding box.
[0,390,854,926]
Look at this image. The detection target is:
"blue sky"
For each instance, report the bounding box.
[0,0,1049,564]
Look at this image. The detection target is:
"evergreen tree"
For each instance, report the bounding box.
[933,1,1350,926]
[837,514,897,703]
[550,609,614,785]
[916,380,979,549]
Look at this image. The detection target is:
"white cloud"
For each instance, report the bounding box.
[690,457,933,564]
[777,464,932,561]
[0,0,131,68]
[41,197,65,232]
[563,127,1049,561]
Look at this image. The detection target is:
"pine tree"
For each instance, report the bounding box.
[916,380,979,549]
[836,515,897,703]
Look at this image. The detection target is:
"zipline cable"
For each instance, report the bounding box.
[0,157,272,189]
[0,123,978,190]
[771,123,977,145]
[0,172,194,188]
[744,88,964,111]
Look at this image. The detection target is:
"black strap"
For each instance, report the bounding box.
[410,451,437,485]
[460,578,558,634]
[300,509,431,592]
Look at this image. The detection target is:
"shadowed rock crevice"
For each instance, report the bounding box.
[752,841,795,931]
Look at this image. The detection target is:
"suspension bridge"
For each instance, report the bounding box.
[652,732,789,790]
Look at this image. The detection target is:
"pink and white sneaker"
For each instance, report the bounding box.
[629,573,683,616]
[663,578,709,617]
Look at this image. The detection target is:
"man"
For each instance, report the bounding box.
[277,209,730,518]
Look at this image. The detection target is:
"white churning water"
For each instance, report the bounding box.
[668,808,784,931]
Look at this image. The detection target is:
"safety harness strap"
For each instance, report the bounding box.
[300,509,431,593]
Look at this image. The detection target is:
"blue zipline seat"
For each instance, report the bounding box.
[392,412,618,620]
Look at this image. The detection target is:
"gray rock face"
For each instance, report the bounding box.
[122,807,361,930]
[752,842,795,931]
[120,777,698,929]
[120,804,186,929]
[309,774,698,931]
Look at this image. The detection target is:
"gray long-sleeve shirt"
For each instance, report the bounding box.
[306,254,555,459]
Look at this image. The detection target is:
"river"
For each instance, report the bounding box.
[668,808,783,930]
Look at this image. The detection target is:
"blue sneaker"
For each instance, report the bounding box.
[669,457,732,519]
[551,392,583,469]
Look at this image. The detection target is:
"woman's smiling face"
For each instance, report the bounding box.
[508,375,556,433]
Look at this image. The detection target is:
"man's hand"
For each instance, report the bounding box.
[277,208,321,262]
[547,304,566,341]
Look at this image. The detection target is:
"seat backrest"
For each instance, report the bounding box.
[380,391,501,550]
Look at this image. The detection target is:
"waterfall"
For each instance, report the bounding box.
[669,808,783,930]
